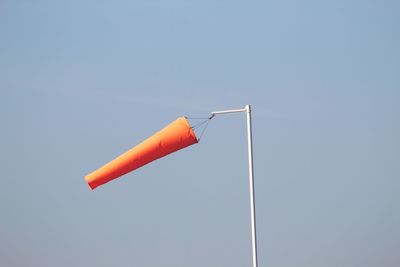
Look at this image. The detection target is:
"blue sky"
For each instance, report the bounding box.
[1,1,399,266]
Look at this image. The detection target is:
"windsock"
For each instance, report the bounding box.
[85,116,198,190]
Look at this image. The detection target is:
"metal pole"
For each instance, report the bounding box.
[211,108,246,115]
[245,104,258,267]
[211,105,258,267]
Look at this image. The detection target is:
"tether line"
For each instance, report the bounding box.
[189,115,214,142]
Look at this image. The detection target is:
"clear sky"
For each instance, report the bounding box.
[1,1,399,266]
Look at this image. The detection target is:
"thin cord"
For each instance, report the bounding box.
[186,116,212,120]
[191,119,209,129]
[197,119,211,141]
[189,114,214,142]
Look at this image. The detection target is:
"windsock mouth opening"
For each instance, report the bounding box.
[190,127,199,144]
[182,116,199,143]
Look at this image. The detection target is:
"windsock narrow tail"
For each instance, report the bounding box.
[85,116,198,190]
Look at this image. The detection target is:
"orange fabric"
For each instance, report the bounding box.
[85,117,198,190]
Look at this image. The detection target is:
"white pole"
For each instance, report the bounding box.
[211,108,246,115]
[211,105,258,267]
[245,104,258,267]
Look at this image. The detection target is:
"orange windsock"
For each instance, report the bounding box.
[85,116,198,190]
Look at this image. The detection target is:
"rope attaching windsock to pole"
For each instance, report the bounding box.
[188,114,214,142]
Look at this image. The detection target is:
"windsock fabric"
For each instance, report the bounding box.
[85,117,198,190]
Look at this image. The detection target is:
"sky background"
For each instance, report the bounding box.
[1,0,399,266]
